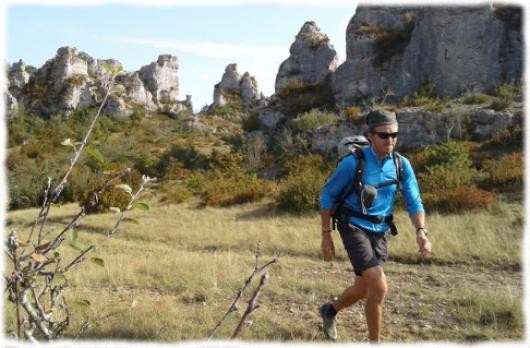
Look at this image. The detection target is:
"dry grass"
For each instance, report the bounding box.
[4,198,523,342]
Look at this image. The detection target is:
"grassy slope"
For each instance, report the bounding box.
[4,198,523,342]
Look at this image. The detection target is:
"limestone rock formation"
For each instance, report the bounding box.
[275,21,338,93]
[5,90,18,118]
[212,64,261,109]
[8,59,31,95]
[240,72,260,106]
[128,71,157,111]
[139,54,179,105]
[274,21,338,114]
[10,47,188,118]
[333,4,523,105]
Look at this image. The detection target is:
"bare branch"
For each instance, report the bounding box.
[231,272,269,339]
[61,246,95,273]
[27,177,52,244]
[208,245,278,340]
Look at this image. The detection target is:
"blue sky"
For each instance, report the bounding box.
[3,0,357,111]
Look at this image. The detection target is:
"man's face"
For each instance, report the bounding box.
[367,124,399,158]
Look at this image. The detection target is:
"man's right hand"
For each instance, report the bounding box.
[321,233,335,261]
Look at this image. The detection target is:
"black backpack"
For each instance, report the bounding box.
[331,136,404,235]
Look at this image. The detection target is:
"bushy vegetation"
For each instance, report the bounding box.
[291,109,337,133]
[401,80,451,112]
[275,154,330,214]
[482,152,523,188]
[409,142,495,212]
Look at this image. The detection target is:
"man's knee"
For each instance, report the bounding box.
[362,267,387,302]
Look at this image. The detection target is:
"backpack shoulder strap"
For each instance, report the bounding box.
[393,151,404,191]
[352,147,365,192]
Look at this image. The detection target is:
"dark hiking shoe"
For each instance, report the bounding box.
[319,303,337,341]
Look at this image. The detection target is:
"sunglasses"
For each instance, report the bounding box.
[374,132,399,139]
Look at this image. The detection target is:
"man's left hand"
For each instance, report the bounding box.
[416,236,431,257]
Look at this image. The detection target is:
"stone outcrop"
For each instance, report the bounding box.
[333,4,523,105]
[212,64,261,109]
[8,59,31,95]
[311,109,520,154]
[11,47,189,118]
[274,21,338,114]
[275,21,338,94]
[139,54,179,105]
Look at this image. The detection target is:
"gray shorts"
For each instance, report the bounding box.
[337,222,389,276]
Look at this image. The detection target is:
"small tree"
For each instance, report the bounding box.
[4,63,155,342]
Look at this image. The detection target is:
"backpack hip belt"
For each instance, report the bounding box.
[338,205,398,236]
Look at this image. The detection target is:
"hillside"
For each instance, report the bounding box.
[4,198,523,342]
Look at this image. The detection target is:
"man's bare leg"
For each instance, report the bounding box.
[332,275,368,311]
[363,266,388,342]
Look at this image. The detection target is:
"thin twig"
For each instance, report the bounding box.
[208,251,278,340]
[61,246,95,273]
[231,272,269,339]
[28,177,51,244]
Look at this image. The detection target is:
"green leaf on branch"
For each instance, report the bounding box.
[115,184,132,195]
[70,228,78,242]
[109,207,121,214]
[132,202,149,211]
[112,84,126,95]
[74,299,91,307]
[69,242,83,252]
[123,217,139,224]
[86,147,105,163]
[91,257,105,268]
[100,62,123,74]
[61,138,75,147]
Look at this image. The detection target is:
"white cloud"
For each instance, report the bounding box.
[104,36,288,62]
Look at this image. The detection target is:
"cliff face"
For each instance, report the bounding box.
[332,4,523,105]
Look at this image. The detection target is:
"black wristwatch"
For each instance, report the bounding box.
[416,227,428,235]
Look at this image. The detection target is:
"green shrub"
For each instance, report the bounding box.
[81,169,144,214]
[200,171,268,207]
[418,164,477,193]
[276,169,326,214]
[281,154,328,177]
[482,152,523,187]
[423,187,495,213]
[159,181,193,205]
[464,93,492,105]
[488,83,518,110]
[291,109,337,133]
[7,159,49,209]
[241,113,261,132]
[425,141,473,169]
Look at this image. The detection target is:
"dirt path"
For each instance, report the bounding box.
[293,261,523,342]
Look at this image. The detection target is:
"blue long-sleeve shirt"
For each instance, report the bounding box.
[320,146,424,233]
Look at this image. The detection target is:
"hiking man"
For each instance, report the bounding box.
[319,109,431,342]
